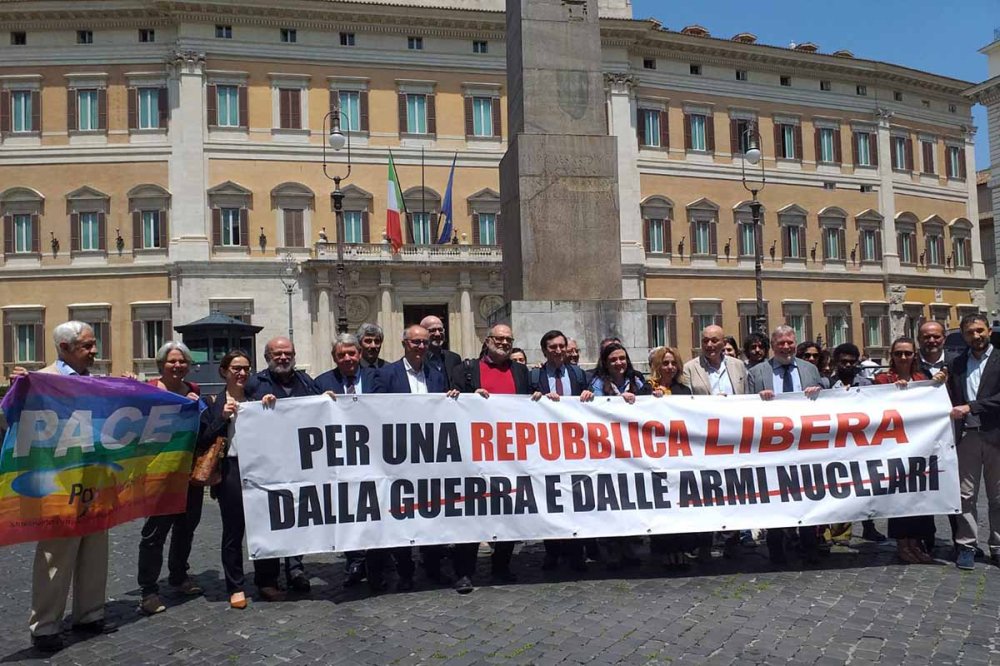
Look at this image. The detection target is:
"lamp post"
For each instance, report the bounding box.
[321,105,352,334]
[278,252,298,341]
[740,123,767,334]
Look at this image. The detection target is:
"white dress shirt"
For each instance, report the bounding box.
[404,358,428,394]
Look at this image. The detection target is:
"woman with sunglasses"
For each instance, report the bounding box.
[795,341,822,368]
[198,350,268,608]
[874,337,942,564]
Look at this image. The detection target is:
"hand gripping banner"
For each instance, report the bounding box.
[0,373,201,546]
[233,383,959,559]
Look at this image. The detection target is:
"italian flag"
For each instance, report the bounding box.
[386,152,405,253]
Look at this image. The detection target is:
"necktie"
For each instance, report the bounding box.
[554,368,565,396]
[346,377,356,394]
[782,364,793,393]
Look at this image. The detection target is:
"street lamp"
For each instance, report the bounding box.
[278,251,298,341]
[741,122,767,334]
[321,105,352,334]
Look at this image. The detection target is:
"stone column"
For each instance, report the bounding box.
[605,73,645,300]
[313,267,332,371]
[963,125,986,280]
[377,268,399,358]
[875,108,900,274]
[168,50,210,261]
[458,271,476,358]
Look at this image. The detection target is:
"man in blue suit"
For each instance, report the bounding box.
[312,333,379,589]
[368,325,452,591]
[748,325,823,565]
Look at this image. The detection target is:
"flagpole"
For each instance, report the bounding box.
[421,147,426,243]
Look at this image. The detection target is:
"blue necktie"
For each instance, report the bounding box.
[782,364,793,393]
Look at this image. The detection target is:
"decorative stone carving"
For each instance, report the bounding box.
[479,295,505,320]
[420,270,431,288]
[489,270,501,286]
[934,288,943,303]
[346,295,370,322]
[349,269,361,287]
[888,284,906,308]
[170,49,205,75]
[603,72,638,94]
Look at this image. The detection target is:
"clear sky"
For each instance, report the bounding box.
[632,0,997,170]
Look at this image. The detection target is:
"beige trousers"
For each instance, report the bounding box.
[955,429,1000,552]
[29,531,109,637]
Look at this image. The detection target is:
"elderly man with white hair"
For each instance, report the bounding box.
[13,321,107,652]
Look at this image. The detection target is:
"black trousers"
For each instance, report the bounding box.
[420,544,449,574]
[137,483,205,595]
[543,539,584,564]
[452,542,515,579]
[365,547,416,581]
[217,457,281,592]
[767,525,818,556]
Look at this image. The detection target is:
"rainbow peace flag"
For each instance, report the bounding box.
[0,373,201,546]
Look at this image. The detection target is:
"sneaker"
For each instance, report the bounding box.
[138,593,166,616]
[957,547,976,570]
[173,578,203,596]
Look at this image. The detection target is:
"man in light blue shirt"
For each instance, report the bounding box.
[948,313,1000,570]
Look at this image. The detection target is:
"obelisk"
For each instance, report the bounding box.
[498,0,646,364]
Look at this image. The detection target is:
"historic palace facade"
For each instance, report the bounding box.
[0,0,985,375]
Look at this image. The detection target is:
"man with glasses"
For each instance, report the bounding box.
[917,320,966,556]
[246,336,321,597]
[369,325,453,590]
[749,326,824,565]
[449,324,532,593]
[819,342,878,544]
[421,315,462,379]
[948,313,1000,570]
[529,330,593,573]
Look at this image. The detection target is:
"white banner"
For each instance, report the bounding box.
[232,383,959,559]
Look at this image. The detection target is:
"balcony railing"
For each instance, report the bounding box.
[313,242,502,263]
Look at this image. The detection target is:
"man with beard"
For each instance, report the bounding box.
[449,324,531,593]
[741,333,770,369]
[749,326,823,565]
[421,315,462,379]
[948,314,1000,570]
[819,343,871,389]
[246,336,320,597]
[356,323,387,369]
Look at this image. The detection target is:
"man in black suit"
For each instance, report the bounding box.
[947,313,1000,570]
[529,329,593,573]
[421,315,462,379]
[357,322,387,370]
[246,336,322,597]
[368,325,452,591]
[312,333,378,588]
[449,323,532,593]
[918,320,965,554]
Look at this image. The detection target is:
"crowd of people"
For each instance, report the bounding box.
[7,312,1000,653]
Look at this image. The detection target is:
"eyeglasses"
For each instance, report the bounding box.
[802,353,820,360]
[406,339,429,347]
[228,366,251,374]
[892,350,915,358]
[490,336,514,344]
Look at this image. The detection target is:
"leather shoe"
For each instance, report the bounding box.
[491,569,518,584]
[258,586,286,602]
[861,524,887,542]
[31,634,62,653]
[453,576,474,594]
[229,592,248,609]
[288,574,311,593]
[72,619,110,634]
[343,560,366,588]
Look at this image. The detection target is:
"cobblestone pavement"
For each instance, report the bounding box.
[2,499,1000,665]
